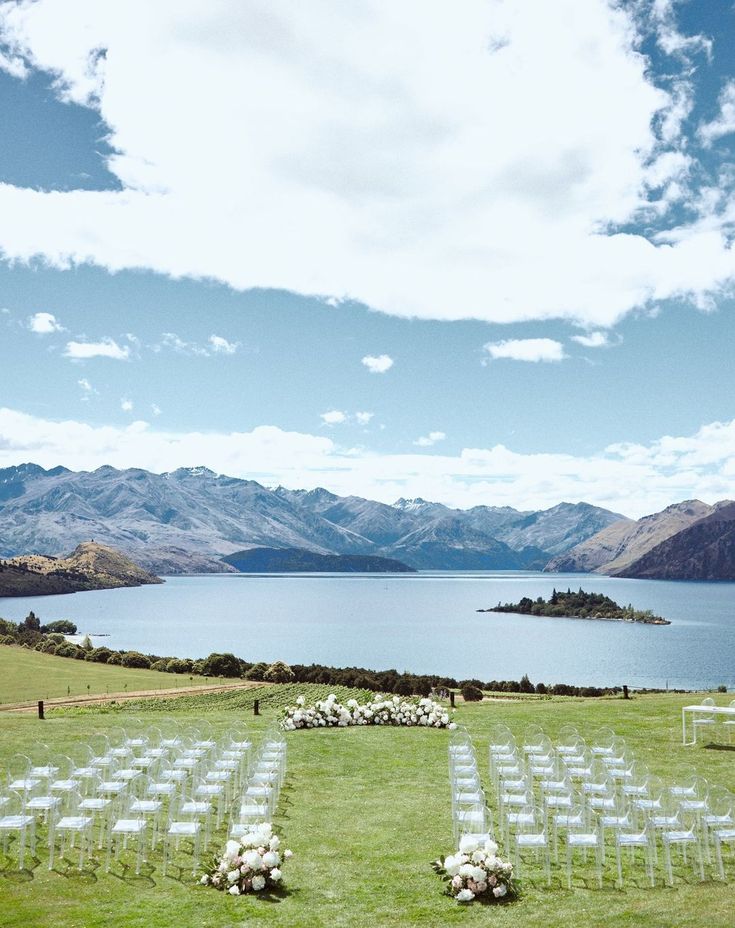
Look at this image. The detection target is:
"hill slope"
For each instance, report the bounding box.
[0,541,162,597]
[545,500,715,574]
[618,502,735,580]
[222,547,416,573]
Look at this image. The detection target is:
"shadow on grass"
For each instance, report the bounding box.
[703,743,735,752]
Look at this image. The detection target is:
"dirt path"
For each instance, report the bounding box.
[0,680,269,713]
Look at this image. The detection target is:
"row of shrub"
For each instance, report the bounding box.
[0,612,620,697]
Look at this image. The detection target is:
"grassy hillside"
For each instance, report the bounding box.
[0,690,733,927]
[0,646,244,705]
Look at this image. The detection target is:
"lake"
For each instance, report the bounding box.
[1,571,733,690]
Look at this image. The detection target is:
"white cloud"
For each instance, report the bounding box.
[362,354,394,374]
[699,80,735,148]
[151,403,162,416]
[158,332,209,356]
[484,338,565,363]
[2,406,735,518]
[355,411,374,426]
[120,397,133,412]
[77,377,95,393]
[63,337,130,361]
[320,409,347,426]
[570,331,611,348]
[0,48,28,78]
[209,334,238,354]
[1,2,730,328]
[28,311,64,334]
[414,431,446,447]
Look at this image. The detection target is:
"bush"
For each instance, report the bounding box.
[0,619,18,638]
[150,659,168,672]
[244,662,269,681]
[41,619,77,635]
[107,652,123,665]
[0,634,16,645]
[717,684,728,694]
[54,642,82,659]
[461,684,484,702]
[166,658,191,674]
[87,647,112,664]
[121,651,151,669]
[263,660,295,684]
[200,652,242,678]
[39,638,59,654]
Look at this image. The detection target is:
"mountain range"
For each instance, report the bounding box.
[0,463,627,573]
[546,499,735,580]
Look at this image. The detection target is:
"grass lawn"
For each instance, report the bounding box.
[0,646,244,705]
[1,688,735,927]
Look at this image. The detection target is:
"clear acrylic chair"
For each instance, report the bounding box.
[692,698,716,744]
[660,807,705,886]
[48,790,93,871]
[6,753,40,795]
[0,791,36,869]
[556,725,584,756]
[615,823,655,888]
[162,795,203,876]
[106,817,148,875]
[549,801,585,864]
[712,823,735,880]
[589,727,616,756]
[488,724,516,756]
[565,814,604,889]
[455,798,490,848]
[232,795,269,835]
[723,699,735,743]
[703,786,735,863]
[513,805,551,885]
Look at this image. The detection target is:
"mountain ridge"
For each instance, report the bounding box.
[0,462,628,573]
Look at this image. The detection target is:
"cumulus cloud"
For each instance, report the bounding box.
[2,406,735,518]
[320,409,347,426]
[362,355,394,374]
[355,411,374,425]
[484,338,565,363]
[570,331,611,348]
[120,397,133,412]
[1,2,730,328]
[699,80,735,148]
[414,431,446,447]
[209,334,238,354]
[64,337,130,360]
[28,311,64,334]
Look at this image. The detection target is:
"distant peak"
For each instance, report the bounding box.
[393,497,432,511]
[169,466,216,478]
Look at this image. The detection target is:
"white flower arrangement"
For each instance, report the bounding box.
[434,835,514,903]
[200,824,293,895]
[281,693,456,730]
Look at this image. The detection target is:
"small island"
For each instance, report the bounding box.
[478,588,671,625]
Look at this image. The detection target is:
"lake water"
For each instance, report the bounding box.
[1,572,734,690]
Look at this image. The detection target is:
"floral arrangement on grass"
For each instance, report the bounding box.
[281,693,456,730]
[200,823,293,895]
[434,835,514,903]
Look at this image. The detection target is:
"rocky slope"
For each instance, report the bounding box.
[545,500,715,574]
[0,541,162,597]
[617,502,735,580]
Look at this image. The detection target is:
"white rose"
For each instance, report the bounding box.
[471,850,486,864]
[471,866,486,883]
[269,835,280,851]
[284,849,293,859]
[448,722,457,730]
[225,839,241,860]
[443,854,460,876]
[263,851,279,868]
[244,850,261,870]
[270,867,282,881]
[227,869,240,883]
[456,889,475,902]
[251,874,266,891]
[484,840,499,856]
[200,874,210,884]
[493,884,507,898]
[459,863,474,878]
[228,884,240,895]
[459,835,480,854]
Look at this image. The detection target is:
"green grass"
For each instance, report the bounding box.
[1,691,734,927]
[0,646,243,705]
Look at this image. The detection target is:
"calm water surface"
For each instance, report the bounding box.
[1,572,733,689]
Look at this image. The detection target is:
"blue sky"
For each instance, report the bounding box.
[1,1,735,517]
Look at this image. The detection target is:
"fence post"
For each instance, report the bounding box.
[450,692,455,708]
[623,685,629,700]
[254,699,260,716]
[38,700,45,720]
